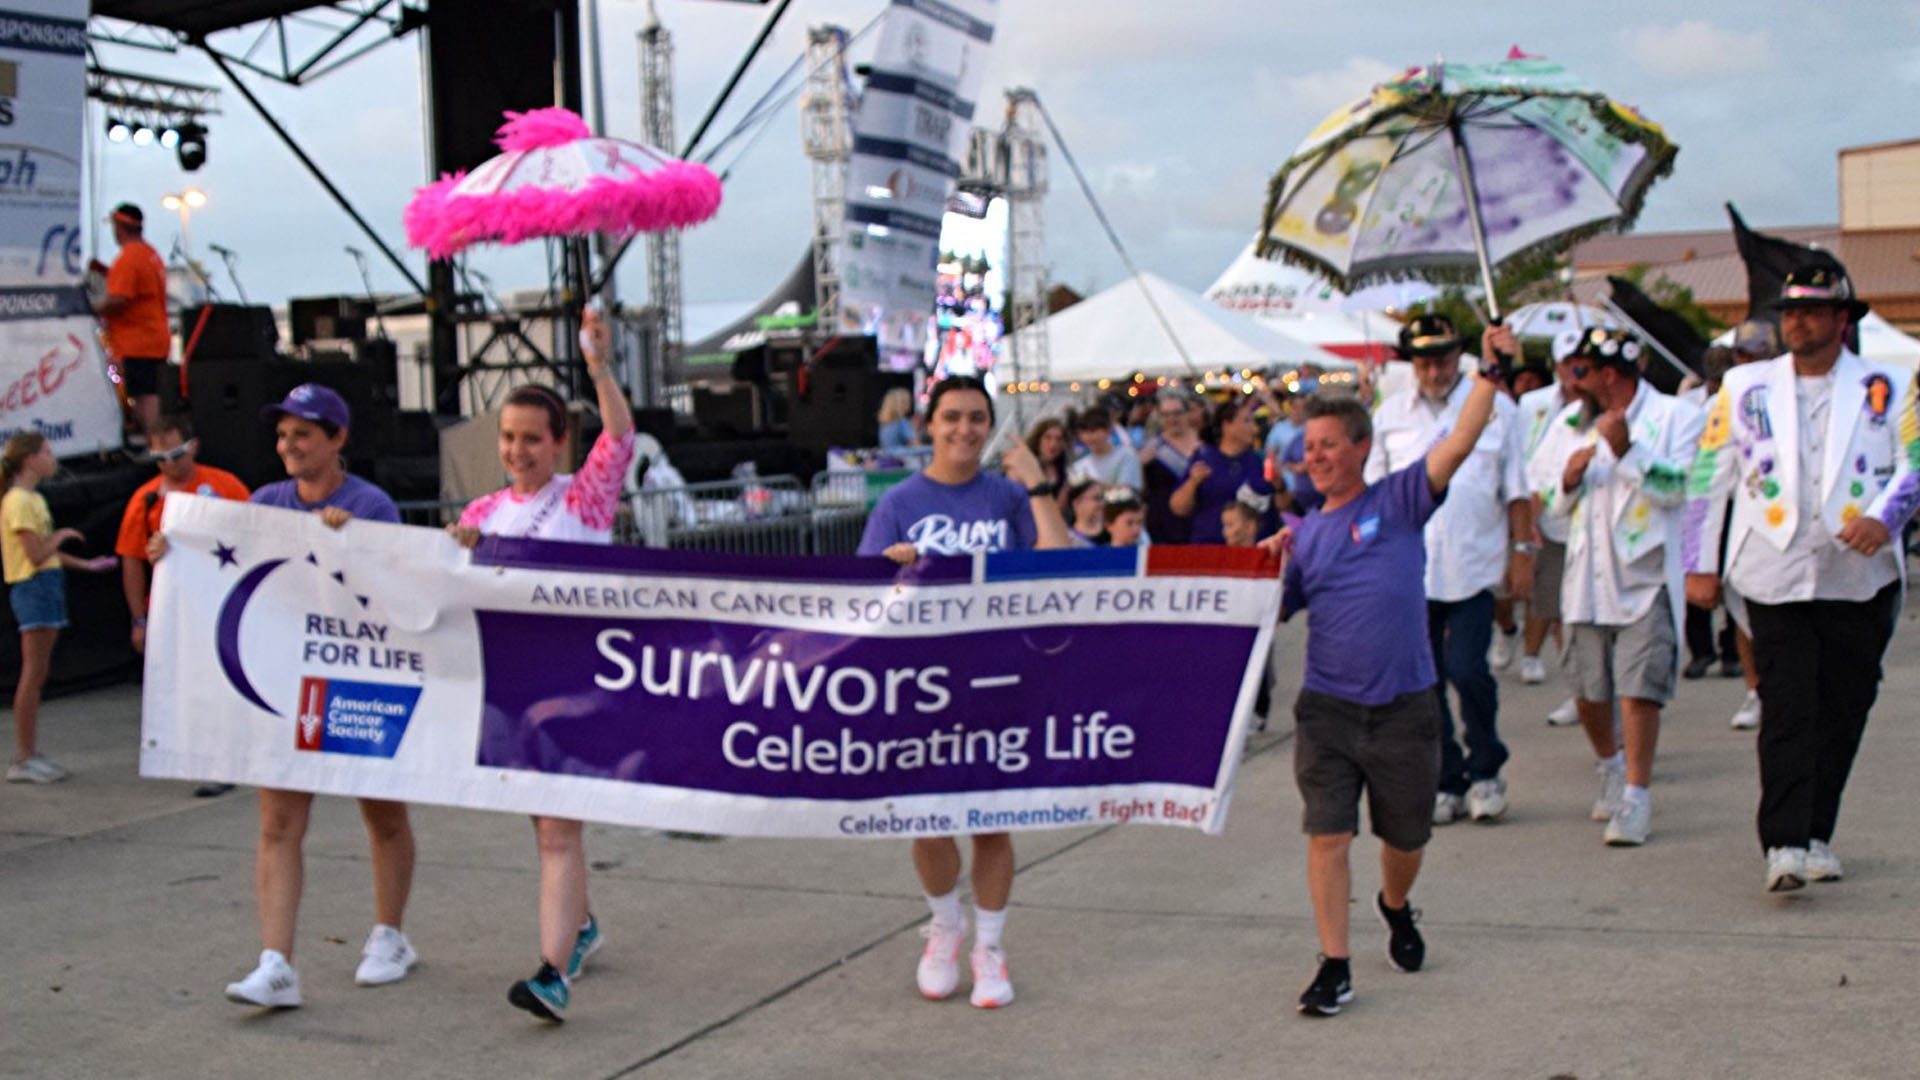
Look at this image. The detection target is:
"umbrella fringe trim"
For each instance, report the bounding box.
[404,161,724,260]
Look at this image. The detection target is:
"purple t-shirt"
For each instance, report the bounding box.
[1183,444,1275,543]
[250,474,400,524]
[1282,459,1444,706]
[858,471,1036,556]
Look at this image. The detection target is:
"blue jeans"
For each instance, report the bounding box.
[1427,589,1507,796]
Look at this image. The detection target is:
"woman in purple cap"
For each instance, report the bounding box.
[170,382,419,1008]
[447,310,634,1023]
[857,374,1069,1010]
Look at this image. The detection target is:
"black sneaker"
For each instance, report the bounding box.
[508,962,569,1022]
[1682,656,1714,680]
[1375,892,1425,973]
[1720,658,1744,679]
[1297,955,1353,1017]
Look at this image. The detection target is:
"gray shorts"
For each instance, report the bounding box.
[1530,539,1566,623]
[1293,688,1442,852]
[1563,589,1678,704]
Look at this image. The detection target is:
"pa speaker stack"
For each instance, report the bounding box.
[786,337,906,454]
[188,359,378,490]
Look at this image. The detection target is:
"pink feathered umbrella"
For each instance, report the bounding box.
[404,107,723,261]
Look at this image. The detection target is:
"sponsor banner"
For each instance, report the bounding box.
[142,496,1281,839]
[839,0,996,357]
[0,1,122,454]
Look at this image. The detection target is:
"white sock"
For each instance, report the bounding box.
[926,890,964,929]
[1624,784,1649,804]
[974,905,1007,950]
[1604,751,1625,770]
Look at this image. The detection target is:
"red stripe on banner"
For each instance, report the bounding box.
[1146,545,1280,579]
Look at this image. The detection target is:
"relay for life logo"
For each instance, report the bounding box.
[214,539,424,760]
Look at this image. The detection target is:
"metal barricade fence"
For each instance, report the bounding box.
[621,474,812,555]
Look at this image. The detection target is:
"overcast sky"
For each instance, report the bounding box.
[84,0,1920,324]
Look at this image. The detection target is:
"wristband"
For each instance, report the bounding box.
[1026,481,1058,498]
[1510,542,1538,556]
[132,617,147,628]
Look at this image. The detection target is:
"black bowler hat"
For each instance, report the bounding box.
[1397,313,1461,358]
[1771,266,1869,321]
[1570,327,1646,373]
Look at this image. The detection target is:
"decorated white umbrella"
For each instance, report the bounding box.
[404,108,722,262]
[1503,300,1616,339]
[1255,52,1676,319]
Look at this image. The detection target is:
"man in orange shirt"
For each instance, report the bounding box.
[115,413,248,795]
[94,203,173,443]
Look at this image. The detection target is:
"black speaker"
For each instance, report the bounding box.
[788,340,906,453]
[356,338,400,406]
[692,384,761,438]
[180,304,277,362]
[426,1,578,175]
[289,296,370,345]
[188,359,380,489]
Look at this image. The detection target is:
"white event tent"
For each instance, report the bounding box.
[1012,271,1351,383]
[1710,311,1920,369]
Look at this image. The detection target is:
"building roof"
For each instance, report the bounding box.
[1571,226,1920,305]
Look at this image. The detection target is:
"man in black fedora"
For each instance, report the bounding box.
[1684,264,1920,892]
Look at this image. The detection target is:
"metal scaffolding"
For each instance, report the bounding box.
[799,25,851,329]
[1001,88,1050,388]
[639,2,680,406]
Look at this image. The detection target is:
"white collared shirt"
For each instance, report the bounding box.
[1517,383,1577,544]
[1365,369,1524,602]
[1726,370,1899,604]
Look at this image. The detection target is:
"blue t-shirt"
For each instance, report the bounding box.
[1282,459,1444,706]
[878,418,916,450]
[1282,431,1324,513]
[1264,418,1301,459]
[250,474,400,524]
[858,471,1037,556]
[1182,444,1275,543]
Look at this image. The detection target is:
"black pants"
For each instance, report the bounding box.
[1745,582,1899,852]
[1683,603,1737,664]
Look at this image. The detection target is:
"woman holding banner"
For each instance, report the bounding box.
[858,375,1069,1009]
[448,310,634,1023]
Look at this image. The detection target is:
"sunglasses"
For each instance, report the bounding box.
[146,438,197,464]
[1564,363,1592,380]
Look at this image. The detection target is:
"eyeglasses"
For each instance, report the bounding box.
[146,438,197,463]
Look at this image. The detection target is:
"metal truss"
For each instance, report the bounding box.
[88,2,420,87]
[86,66,221,125]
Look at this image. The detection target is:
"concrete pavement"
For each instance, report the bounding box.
[4,615,1919,1078]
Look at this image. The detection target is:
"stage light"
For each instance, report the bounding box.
[106,117,131,143]
[131,124,154,147]
[176,122,208,171]
[159,126,181,150]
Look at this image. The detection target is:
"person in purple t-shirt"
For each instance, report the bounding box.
[1264,371,1499,1018]
[152,383,414,1009]
[1170,396,1275,542]
[858,375,1067,1011]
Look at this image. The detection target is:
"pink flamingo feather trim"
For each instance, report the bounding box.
[496,107,591,151]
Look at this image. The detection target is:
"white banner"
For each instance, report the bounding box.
[0,1,123,454]
[141,496,1282,839]
[838,0,996,359]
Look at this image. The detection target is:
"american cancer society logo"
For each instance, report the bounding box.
[213,539,425,761]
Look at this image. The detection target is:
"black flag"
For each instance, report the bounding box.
[1604,275,1707,395]
[1727,202,1843,319]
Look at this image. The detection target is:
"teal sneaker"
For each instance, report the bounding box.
[508,962,569,1021]
[566,914,602,980]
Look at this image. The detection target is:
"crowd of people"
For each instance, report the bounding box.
[4,248,1908,1026]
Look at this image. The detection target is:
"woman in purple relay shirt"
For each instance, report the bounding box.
[857,376,1068,1010]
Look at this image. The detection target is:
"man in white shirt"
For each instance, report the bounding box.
[1683,265,1920,893]
[1534,329,1704,846]
[1365,315,1531,825]
[1068,406,1144,491]
[1515,329,1589,725]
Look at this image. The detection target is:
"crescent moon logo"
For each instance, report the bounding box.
[216,558,288,716]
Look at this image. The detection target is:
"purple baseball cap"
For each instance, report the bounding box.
[260,383,351,430]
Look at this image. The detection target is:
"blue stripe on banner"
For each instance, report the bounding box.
[471,534,975,586]
[845,203,945,242]
[0,286,91,323]
[983,547,1142,583]
[0,11,88,55]
[892,0,995,43]
[851,135,961,177]
[863,71,977,121]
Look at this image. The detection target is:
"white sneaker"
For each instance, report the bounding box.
[226,949,302,1008]
[1432,791,1468,825]
[916,917,967,1000]
[1806,840,1844,882]
[1518,655,1547,684]
[1729,691,1761,731]
[1467,778,1508,822]
[6,756,66,784]
[969,944,1014,1009]
[1488,630,1518,670]
[1591,760,1626,822]
[1603,793,1650,846]
[1547,698,1579,727]
[354,924,417,986]
[1766,847,1808,892]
